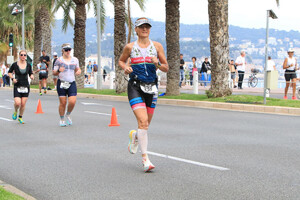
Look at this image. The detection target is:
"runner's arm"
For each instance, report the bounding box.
[283,58,289,69]
[119,44,133,75]
[153,42,169,73]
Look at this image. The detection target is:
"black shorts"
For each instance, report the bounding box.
[127,80,158,114]
[13,86,30,98]
[284,70,297,81]
[57,79,77,97]
[39,73,48,80]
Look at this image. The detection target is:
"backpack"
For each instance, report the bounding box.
[93,64,98,72]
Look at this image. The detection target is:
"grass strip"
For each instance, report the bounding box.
[29,85,300,108]
[0,186,25,200]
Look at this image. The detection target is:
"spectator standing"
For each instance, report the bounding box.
[201,58,211,87]
[283,48,298,100]
[93,60,98,73]
[103,69,107,82]
[179,54,185,87]
[0,62,3,87]
[85,61,93,84]
[2,63,8,87]
[235,51,247,89]
[266,56,276,71]
[228,60,237,88]
[188,57,197,86]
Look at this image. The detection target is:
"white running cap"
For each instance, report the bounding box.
[53,52,58,56]
[135,18,152,28]
[62,43,72,49]
[288,48,295,53]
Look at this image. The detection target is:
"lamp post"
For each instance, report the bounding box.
[8,3,25,50]
[96,0,103,89]
[263,9,277,105]
[22,4,25,50]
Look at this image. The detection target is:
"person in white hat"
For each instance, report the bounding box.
[52,52,58,90]
[53,43,81,127]
[283,48,298,100]
[119,17,169,172]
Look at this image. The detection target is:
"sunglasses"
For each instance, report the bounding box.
[64,48,72,52]
[20,54,27,57]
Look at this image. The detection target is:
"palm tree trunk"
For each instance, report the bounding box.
[207,0,232,97]
[40,6,53,85]
[127,0,132,43]
[165,0,180,96]
[33,10,42,84]
[114,0,127,93]
[73,1,87,89]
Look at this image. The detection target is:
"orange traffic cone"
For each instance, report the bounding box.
[108,107,120,126]
[35,99,44,114]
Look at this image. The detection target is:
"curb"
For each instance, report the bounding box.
[1,87,300,116]
[0,179,36,200]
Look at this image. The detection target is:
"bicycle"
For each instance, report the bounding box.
[248,68,259,88]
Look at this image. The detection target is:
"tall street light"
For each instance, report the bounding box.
[263,9,277,105]
[9,3,25,50]
[96,0,103,90]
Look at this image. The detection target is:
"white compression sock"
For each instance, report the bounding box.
[138,129,148,154]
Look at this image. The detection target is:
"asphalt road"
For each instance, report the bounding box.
[0,90,299,200]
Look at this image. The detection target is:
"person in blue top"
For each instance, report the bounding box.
[85,60,93,84]
[35,57,48,95]
[119,17,169,172]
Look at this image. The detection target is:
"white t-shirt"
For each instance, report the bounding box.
[1,65,5,75]
[286,57,297,71]
[54,56,80,82]
[266,60,275,71]
[235,56,246,72]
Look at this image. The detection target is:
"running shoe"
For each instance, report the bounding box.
[60,120,67,127]
[142,158,155,172]
[283,96,288,99]
[12,112,17,120]
[44,90,47,94]
[128,130,138,154]
[65,115,72,125]
[39,92,42,96]
[292,96,297,100]
[18,118,24,124]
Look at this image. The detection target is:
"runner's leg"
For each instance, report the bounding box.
[19,97,28,116]
[14,97,21,113]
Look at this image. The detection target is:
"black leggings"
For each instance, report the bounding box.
[238,71,245,88]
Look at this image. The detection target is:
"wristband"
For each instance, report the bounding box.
[157,62,162,69]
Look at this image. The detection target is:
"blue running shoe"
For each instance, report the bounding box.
[12,112,17,120]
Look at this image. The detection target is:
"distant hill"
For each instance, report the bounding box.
[52,17,300,60]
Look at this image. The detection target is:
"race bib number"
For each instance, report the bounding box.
[17,87,28,93]
[140,83,158,94]
[60,81,71,89]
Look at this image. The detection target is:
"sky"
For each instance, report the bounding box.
[55,0,299,32]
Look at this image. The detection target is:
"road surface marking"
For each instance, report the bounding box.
[147,151,230,171]
[81,102,113,107]
[0,117,13,122]
[5,99,14,103]
[85,111,119,116]
[0,105,12,110]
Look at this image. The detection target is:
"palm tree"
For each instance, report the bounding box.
[126,0,145,43]
[207,0,231,97]
[0,0,34,61]
[165,0,180,96]
[114,0,127,93]
[55,0,107,89]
